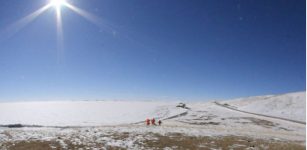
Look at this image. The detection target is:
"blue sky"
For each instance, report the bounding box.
[0,0,305,101]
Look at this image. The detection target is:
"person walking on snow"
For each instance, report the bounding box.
[146,118,150,126]
[151,118,156,125]
[158,120,162,125]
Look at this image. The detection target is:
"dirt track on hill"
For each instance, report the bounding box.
[214,102,306,125]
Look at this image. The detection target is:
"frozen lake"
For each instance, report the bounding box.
[0,101,185,126]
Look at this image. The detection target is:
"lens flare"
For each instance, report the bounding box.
[50,0,67,9]
[1,0,116,63]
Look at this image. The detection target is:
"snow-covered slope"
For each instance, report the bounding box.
[0,101,186,126]
[0,91,305,127]
[0,92,306,146]
[223,91,306,122]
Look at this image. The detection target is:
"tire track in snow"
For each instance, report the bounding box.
[214,102,306,125]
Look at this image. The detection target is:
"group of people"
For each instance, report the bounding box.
[146,118,162,126]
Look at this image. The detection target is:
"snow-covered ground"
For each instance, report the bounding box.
[0,101,186,126]
[222,91,306,122]
[0,91,305,149]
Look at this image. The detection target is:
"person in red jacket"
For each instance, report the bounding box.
[146,118,150,126]
[151,118,156,125]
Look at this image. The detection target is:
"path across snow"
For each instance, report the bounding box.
[214,101,306,125]
[222,91,306,122]
[0,91,305,143]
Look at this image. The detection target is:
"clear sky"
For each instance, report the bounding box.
[0,0,305,101]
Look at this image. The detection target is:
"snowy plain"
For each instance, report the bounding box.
[0,91,305,149]
[0,101,185,126]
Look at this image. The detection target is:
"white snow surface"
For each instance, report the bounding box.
[0,101,186,126]
[0,91,306,147]
[0,91,305,127]
[223,91,306,122]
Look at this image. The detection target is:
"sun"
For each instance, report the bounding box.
[50,0,67,9]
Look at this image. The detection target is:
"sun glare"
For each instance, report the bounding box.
[7,0,102,62]
[50,0,67,9]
